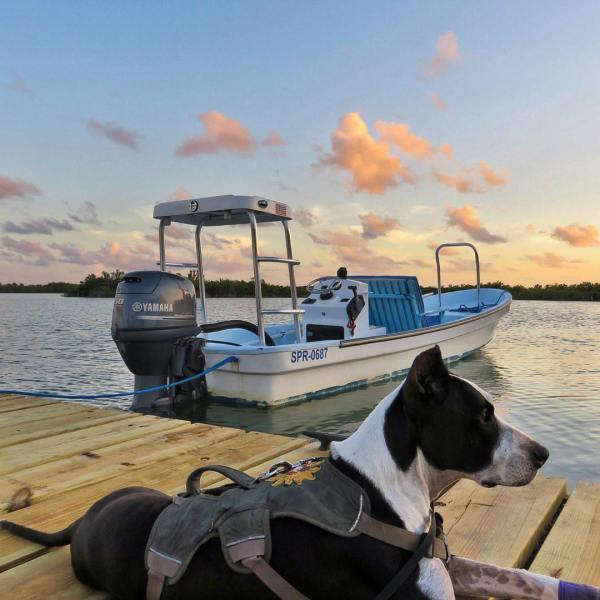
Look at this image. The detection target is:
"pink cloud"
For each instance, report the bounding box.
[0,175,41,201]
[308,229,363,248]
[169,187,193,201]
[435,170,478,194]
[430,92,446,110]
[374,120,451,159]
[3,71,31,95]
[175,110,254,156]
[295,208,318,227]
[526,252,584,268]
[479,161,508,186]
[68,201,101,225]
[551,223,600,247]
[359,212,398,239]
[3,218,75,235]
[425,31,460,77]
[261,132,286,147]
[87,119,144,150]
[427,241,459,255]
[435,162,507,193]
[1,235,53,266]
[445,204,507,244]
[317,112,413,194]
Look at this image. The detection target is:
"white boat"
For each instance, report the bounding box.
[111,195,511,408]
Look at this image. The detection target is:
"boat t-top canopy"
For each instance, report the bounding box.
[152,194,302,345]
[153,194,291,226]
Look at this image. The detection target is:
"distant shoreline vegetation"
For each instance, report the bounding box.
[1,270,600,301]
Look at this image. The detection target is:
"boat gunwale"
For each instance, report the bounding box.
[202,292,511,357]
[340,294,511,348]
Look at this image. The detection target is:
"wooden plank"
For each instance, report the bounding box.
[0,423,243,506]
[0,402,96,427]
[0,548,107,599]
[0,431,309,572]
[0,406,133,449]
[438,475,567,568]
[530,480,600,586]
[0,413,186,476]
[0,396,58,413]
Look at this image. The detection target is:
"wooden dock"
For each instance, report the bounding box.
[0,394,598,598]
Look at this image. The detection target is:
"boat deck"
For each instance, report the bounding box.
[0,394,598,598]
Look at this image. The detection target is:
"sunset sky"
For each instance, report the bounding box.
[2,2,600,286]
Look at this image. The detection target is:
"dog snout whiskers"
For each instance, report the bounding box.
[530,443,549,468]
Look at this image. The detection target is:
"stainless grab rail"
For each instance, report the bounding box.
[435,243,480,311]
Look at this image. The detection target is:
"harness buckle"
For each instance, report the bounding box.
[253,457,324,484]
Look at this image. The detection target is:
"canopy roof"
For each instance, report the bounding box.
[153,195,291,226]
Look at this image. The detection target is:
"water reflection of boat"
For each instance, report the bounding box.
[111,195,511,408]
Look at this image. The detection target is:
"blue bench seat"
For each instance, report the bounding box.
[354,276,425,334]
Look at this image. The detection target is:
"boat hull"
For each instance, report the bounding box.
[203,295,510,407]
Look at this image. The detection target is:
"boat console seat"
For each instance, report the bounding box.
[355,276,425,333]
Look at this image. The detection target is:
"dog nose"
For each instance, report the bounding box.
[530,443,549,467]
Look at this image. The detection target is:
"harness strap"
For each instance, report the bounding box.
[357,511,449,561]
[229,538,308,600]
[241,557,309,600]
[146,571,165,600]
[374,512,437,600]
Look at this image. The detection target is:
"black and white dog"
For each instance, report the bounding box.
[2,346,598,599]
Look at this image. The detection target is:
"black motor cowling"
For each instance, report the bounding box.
[111,270,199,376]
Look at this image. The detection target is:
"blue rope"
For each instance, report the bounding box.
[0,356,238,400]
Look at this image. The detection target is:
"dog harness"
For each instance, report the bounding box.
[145,458,449,600]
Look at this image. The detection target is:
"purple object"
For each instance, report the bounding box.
[559,581,600,600]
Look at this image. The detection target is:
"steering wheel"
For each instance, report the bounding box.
[306,277,343,294]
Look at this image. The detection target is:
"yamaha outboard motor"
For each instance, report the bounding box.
[111,271,200,409]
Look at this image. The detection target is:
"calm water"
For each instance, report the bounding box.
[1,294,598,488]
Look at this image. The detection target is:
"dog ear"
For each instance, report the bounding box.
[405,345,449,400]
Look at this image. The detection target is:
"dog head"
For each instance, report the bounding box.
[402,346,548,487]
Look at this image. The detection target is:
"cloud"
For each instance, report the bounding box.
[410,204,434,215]
[317,112,413,194]
[551,223,600,247]
[430,92,446,110]
[144,223,191,244]
[425,31,460,77]
[295,208,318,227]
[427,241,459,255]
[445,204,507,243]
[408,258,431,269]
[48,240,153,270]
[169,187,193,201]
[526,252,584,268]
[374,120,451,159]
[478,161,508,186]
[204,232,239,249]
[261,132,286,147]
[175,111,254,156]
[308,229,363,248]
[0,175,42,201]
[359,212,398,239]
[307,227,403,272]
[0,235,53,265]
[434,161,507,193]
[434,170,478,194]
[87,119,144,150]
[68,201,101,225]
[3,218,75,235]
[3,71,32,95]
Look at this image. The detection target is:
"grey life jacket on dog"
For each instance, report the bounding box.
[145,458,449,600]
